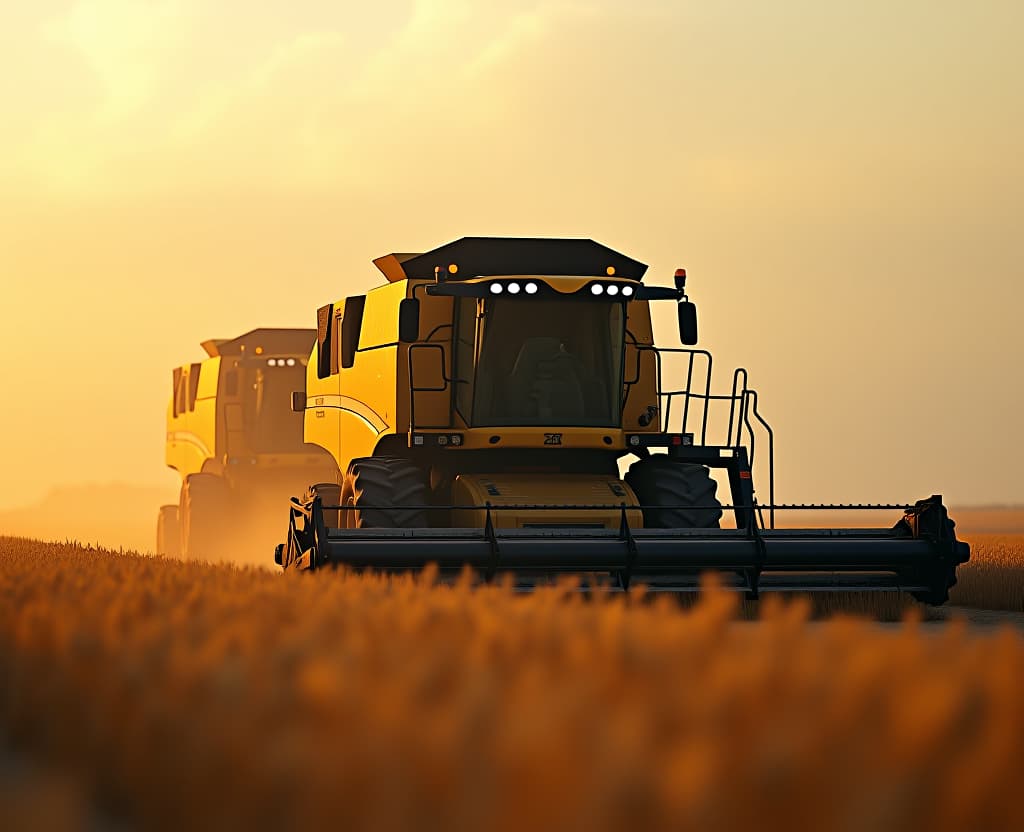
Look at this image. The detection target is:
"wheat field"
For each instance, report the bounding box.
[2,536,1023,831]
[950,534,1024,612]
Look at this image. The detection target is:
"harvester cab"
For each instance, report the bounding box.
[158,328,335,559]
[278,238,968,603]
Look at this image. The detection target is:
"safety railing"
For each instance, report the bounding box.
[625,345,776,527]
[407,339,776,526]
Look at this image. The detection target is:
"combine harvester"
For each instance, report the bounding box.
[277,238,968,602]
[159,329,335,559]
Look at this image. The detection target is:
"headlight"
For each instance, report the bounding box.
[507,282,521,294]
[490,283,503,295]
[591,284,604,296]
[607,284,619,296]
[525,282,538,294]
[621,285,634,297]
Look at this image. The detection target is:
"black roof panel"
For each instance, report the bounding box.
[397,237,648,281]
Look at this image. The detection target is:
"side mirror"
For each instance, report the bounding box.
[399,297,421,343]
[678,301,698,345]
[291,391,306,412]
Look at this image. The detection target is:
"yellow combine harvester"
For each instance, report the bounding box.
[159,329,334,559]
[277,238,969,602]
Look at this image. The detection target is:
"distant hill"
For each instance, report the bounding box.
[0,483,178,553]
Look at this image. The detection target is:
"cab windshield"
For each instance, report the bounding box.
[243,363,307,453]
[457,297,625,427]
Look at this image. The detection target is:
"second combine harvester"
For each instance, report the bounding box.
[278,238,968,602]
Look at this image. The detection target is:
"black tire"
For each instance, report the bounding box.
[341,457,429,528]
[181,474,229,560]
[624,456,722,528]
[301,482,343,530]
[156,504,180,557]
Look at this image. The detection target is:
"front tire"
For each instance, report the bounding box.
[301,482,342,529]
[180,474,229,560]
[624,455,723,528]
[341,456,429,528]
[156,504,180,557]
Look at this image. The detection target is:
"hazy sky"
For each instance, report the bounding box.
[1,0,1022,510]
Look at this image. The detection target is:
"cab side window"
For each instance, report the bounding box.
[316,304,334,379]
[340,295,366,369]
[187,363,201,411]
[174,368,188,417]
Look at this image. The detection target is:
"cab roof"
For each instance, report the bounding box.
[200,328,315,358]
[373,237,648,283]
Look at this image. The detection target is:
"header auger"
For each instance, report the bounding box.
[276,237,969,603]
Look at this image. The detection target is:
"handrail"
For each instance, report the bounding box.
[627,345,776,527]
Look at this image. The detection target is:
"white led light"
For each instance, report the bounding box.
[507,282,521,294]
[525,282,538,294]
[490,283,503,294]
[286,358,296,366]
[621,285,634,297]
[267,358,277,366]
[591,284,604,296]
[607,284,619,296]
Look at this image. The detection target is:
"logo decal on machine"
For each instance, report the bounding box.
[544,433,563,445]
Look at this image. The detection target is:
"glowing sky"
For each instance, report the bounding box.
[1,0,1022,509]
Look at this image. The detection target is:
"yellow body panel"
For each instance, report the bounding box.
[359,281,407,350]
[452,473,642,529]
[622,299,660,432]
[166,357,221,478]
[303,343,342,480]
[303,281,406,476]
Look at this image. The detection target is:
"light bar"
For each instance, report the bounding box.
[428,279,643,299]
[410,432,465,447]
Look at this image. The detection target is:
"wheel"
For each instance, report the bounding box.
[340,456,429,528]
[301,482,342,530]
[156,504,180,557]
[624,455,722,528]
[180,474,229,560]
